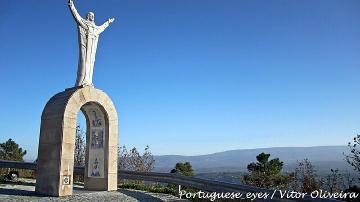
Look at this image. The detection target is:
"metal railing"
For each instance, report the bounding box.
[0,160,339,201]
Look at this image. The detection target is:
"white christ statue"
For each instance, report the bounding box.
[68,0,115,87]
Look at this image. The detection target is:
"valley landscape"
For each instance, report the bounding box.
[154,146,355,184]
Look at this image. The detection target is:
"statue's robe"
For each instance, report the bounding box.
[76,21,101,86]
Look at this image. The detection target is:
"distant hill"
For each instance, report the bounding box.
[154,146,353,175]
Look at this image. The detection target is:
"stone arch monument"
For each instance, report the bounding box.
[36,1,118,196]
[36,87,118,196]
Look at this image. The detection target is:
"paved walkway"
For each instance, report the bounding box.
[0,179,188,202]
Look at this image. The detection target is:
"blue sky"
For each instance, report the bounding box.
[1,0,360,161]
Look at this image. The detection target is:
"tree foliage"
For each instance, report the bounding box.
[293,159,320,192]
[243,152,292,189]
[0,138,27,161]
[170,162,194,176]
[118,145,155,172]
[74,125,86,166]
[345,134,360,173]
[320,168,352,194]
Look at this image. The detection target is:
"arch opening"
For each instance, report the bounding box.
[81,102,109,190]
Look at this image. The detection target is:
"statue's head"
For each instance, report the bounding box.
[87,12,95,22]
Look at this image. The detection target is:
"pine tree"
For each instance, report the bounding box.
[243,152,292,189]
[171,162,194,176]
[0,138,27,161]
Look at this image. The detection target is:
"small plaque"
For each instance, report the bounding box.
[63,176,70,185]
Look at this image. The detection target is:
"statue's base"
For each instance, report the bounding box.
[65,84,94,91]
[35,86,118,197]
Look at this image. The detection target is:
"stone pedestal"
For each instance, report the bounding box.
[35,87,118,196]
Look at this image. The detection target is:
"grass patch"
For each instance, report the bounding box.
[119,183,178,196]
[0,175,6,183]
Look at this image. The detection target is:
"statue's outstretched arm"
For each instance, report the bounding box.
[68,0,86,28]
[98,18,115,33]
